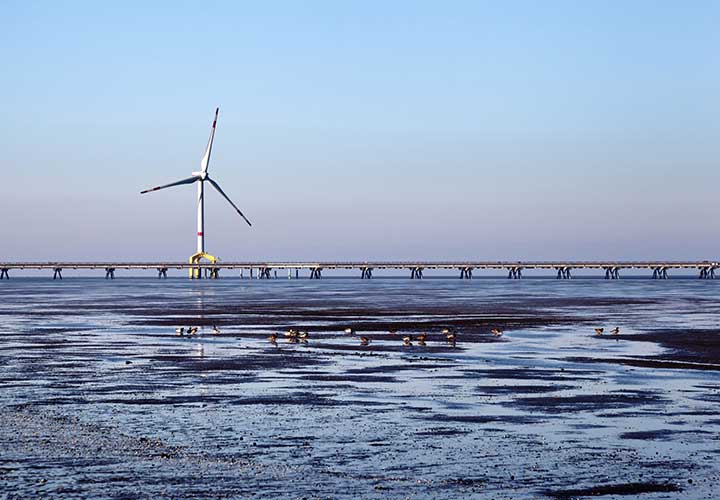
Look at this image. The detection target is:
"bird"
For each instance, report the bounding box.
[594,328,604,336]
[402,336,413,346]
[212,325,220,335]
[491,328,503,337]
[417,333,427,345]
[359,336,371,346]
[344,328,354,335]
[441,328,451,335]
[446,333,457,343]
[285,329,298,338]
[175,327,184,336]
[268,333,278,344]
[298,331,309,339]
[611,327,620,335]
[188,326,199,335]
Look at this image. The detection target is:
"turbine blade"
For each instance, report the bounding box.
[140,176,198,194]
[200,107,219,173]
[206,177,252,226]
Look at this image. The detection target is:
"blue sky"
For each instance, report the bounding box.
[2,1,718,261]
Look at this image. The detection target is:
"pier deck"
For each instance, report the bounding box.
[0,261,717,280]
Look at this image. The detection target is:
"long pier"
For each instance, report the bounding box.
[0,261,717,280]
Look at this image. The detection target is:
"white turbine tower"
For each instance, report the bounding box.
[141,108,251,278]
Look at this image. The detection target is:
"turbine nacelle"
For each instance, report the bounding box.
[191,171,208,180]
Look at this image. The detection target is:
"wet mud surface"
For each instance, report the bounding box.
[1,278,720,499]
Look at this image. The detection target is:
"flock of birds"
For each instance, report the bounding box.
[173,324,620,345]
[595,327,621,336]
[265,326,504,347]
[175,325,220,336]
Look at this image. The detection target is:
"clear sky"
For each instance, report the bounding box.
[2,1,718,261]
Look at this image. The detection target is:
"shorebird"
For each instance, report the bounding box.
[402,336,413,346]
[446,332,457,343]
[268,333,278,344]
[359,336,371,346]
[175,327,184,336]
[491,328,503,337]
[611,327,620,335]
[298,331,309,339]
[188,326,199,335]
[417,333,428,345]
[344,328,354,335]
[285,329,298,338]
[441,328,451,335]
[212,325,220,335]
[594,328,604,336]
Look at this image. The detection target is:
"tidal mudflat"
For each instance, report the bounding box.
[1,278,719,499]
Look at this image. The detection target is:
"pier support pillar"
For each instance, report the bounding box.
[410,267,424,279]
[361,267,374,279]
[604,267,620,279]
[157,267,168,278]
[53,268,62,280]
[210,267,220,279]
[555,267,572,279]
[460,267,473,279]
[699,266,716,280]
[0,268,8,279]
[309,267,323,279]
[104,267,116,279]
[652,267,668,279]
[259,267,272,279]
[507,267,522,279]
[296,269,299,279]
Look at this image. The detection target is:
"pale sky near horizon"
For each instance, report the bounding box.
[2,1,718,261]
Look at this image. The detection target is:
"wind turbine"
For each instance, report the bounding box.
[141,108,251,278]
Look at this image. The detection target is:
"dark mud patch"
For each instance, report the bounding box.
[563,356,720,371]
[143,351,329,372]
[620,429,712,440]
[346,362,458,375]
[545,481,682,498]
[509,391,665,413]
[459,368,602,382]
[414,413,549,425]
[599,329,720,365]
[474,384,576,395]
[98,392,392,408]
[301,374,398,383]
[414,427,471,436]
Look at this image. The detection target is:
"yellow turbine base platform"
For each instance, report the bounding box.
[189,252,219,279]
